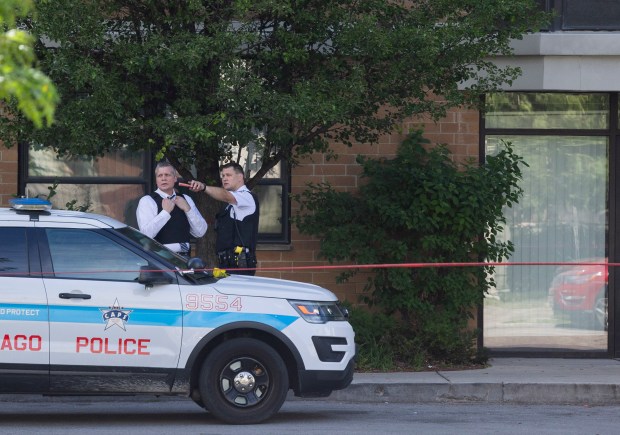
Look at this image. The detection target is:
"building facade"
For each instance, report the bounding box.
[2,0,619,357]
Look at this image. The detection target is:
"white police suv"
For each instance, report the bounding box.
[0,198,355,424]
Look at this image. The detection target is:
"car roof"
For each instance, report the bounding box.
[0,207,127,229]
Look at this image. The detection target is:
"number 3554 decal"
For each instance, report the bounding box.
[185,294,242,311]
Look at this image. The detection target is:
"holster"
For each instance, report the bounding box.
[217,248,257,270]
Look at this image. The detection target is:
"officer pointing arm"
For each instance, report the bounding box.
[188,162,259,275]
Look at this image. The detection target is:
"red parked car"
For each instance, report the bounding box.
[548,259,608,331]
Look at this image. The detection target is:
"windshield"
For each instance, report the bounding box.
[116,226,193,269]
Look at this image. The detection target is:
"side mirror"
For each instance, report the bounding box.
[138,266,173,287]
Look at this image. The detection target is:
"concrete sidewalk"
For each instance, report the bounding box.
[316,358,620,405]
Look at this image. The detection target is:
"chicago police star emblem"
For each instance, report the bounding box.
[100,298,133,331]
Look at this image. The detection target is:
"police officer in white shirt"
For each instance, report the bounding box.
[136,162,207,257]
[188,162,259,275]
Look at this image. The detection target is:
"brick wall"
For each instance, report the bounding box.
[0,143,18,207]
[259,106,481,304]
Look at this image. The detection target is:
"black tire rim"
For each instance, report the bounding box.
[218,356,270,408]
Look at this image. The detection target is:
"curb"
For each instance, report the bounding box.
[304,382,620,405]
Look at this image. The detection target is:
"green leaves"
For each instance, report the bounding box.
[6,0,548,161]
[0,0,57,129]
[1,0,547,263]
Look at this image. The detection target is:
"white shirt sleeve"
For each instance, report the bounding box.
[136,195,171,238]
[229,188,256,221]
[182,194,208,237]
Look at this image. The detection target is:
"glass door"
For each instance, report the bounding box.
[483,93,609,353]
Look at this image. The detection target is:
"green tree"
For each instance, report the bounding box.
[294,131,526,365]
[0,0,546,262]
[0,0,57,128]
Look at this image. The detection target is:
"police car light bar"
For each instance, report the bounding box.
[10,198,53,211]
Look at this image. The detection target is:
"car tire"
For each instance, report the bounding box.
[198,338,289,425]
[593,287,608,332]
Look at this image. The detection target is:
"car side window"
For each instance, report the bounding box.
[0,228,28,276]
[46,229,148,281]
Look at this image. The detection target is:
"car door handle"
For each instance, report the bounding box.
[59,293,91,300]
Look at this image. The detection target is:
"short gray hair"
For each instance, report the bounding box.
[155,161,178,176]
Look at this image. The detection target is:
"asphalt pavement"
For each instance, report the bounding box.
[312,358,620,405]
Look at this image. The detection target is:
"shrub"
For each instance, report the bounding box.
[295,131,525,366]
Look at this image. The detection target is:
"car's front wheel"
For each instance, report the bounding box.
[593,287,608,331]
[198,338,289,424]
